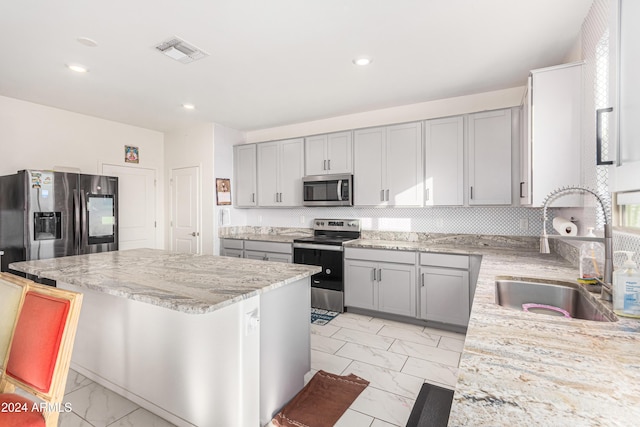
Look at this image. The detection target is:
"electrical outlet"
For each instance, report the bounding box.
[244,309,260,336]
[519,218,529,231]
[300,215,305,224]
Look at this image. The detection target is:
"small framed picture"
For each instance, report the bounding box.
[216,178,231,205]
[125,145,139,164]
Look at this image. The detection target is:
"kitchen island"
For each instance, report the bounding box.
[10,248,321,427]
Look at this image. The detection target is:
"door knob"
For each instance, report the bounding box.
[190,232,200,237]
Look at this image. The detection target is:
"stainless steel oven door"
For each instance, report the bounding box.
[293,243,344,312]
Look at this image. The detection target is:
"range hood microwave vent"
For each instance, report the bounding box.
[154,36,209,64]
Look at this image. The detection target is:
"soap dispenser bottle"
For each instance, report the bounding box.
[579,227,604,281]
[613,251,640,318]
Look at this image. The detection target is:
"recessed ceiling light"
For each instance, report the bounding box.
[353,57,372,66]
[67,64,88,73]
[77,37,98,47]
[182,104,195,110]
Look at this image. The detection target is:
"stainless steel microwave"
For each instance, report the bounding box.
[302,174,353,206]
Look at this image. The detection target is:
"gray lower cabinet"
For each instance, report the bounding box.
[220,238,292,263]
[344,248,416,317]
[220,238,244,258]
[244,240,292,263]
[418,253,470,326]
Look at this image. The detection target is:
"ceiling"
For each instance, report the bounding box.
[0,0,593,133]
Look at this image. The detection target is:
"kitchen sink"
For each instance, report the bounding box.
[495,278,615,322]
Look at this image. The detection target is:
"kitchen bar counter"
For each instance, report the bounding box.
[10,248,319,314]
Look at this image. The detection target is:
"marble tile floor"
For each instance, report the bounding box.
[312,312,464,427]
[50,311,463,427]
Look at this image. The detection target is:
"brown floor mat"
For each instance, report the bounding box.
[272,370,369,427]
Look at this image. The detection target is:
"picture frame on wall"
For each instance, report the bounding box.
[125,145,139,164]
[216,178,231,205]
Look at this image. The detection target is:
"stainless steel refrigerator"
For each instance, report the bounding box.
[0,170,118,272]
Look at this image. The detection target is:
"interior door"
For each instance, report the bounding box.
[171,166,200,254]
[102,164,156,250]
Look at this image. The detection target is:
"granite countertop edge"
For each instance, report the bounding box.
[9,249,320,315]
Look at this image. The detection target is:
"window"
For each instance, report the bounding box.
[616,191,640,229]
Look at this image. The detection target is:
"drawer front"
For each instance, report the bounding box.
[420,252,469,269]
[221,239,244,250]
[244,240,292,254]
[223,248,243,258]
[344,247,416,264]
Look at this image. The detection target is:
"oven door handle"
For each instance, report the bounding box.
[293,242,343,252]
[337,180,342,201]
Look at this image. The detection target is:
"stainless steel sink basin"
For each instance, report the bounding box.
[495,278,616,322]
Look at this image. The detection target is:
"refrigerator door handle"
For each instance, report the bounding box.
[80,191,88,253]
[73,189,81,254]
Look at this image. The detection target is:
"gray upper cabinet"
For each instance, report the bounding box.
[354,122,423,206]
[610,0,640,192]
[234,144,257,207]
[305,131,353,175]
[523,62,583,206]
[468,109,512,205]
[257,138,304,207]
[424,116,464,206]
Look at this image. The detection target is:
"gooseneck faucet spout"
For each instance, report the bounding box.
[539,186,613,301]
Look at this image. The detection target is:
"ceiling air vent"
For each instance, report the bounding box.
[155,37,209,64]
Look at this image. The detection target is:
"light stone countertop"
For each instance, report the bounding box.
[221,233,307,243]
[9,248,320,314]
[345,237,640,425]
[447,251,640,426]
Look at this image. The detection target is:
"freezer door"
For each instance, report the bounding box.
[0,172,26,271]
[79,174,118,254]
[25,170,78,261]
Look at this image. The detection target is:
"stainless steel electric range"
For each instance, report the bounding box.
[293,218,361,312]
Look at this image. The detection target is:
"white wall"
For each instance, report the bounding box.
[213,124,246,255]
[0,95,166,248]
[245,86,525,142]
[164,123,215,255]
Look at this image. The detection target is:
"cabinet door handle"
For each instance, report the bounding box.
[519,182,525,198]
[596,107,614,165]
[371,268,376,282]
[421,273,425,287]
[380,189,384,202]
[378,268,382,282]
[385,189,389,202]
[470,186,474,200]
[323,159,327,170]
[328,159,331,170]
[252,193,255,203]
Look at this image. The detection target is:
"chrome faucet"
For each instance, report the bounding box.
[539,186,613,301]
